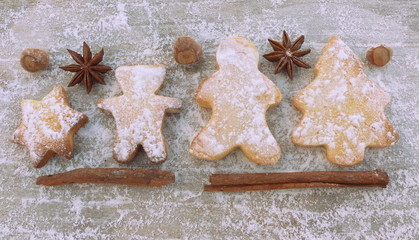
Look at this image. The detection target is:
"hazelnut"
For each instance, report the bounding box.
[173,37,203,64]
[366,45,393,67]
[20,48,49,72]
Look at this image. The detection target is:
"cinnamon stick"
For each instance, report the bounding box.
[205,170,389,192]
[36,168,175,187]
[204,182,387,192]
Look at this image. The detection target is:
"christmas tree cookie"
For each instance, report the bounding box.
[292,36,399,166]
[189,37,282,165]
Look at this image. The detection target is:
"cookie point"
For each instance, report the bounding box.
[329,36,341,42]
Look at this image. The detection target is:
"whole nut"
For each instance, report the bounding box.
[173,37,203,64]
[366,45,393,67]
[20,48,49,72]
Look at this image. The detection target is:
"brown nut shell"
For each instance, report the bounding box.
[366,45,393,67]
[173,37,203,64]
[20,48,49,72]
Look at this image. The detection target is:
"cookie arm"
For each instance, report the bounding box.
[97,98,116,114]
[158,96,182,113]
[195,75,216,108]
[262,75,282,106]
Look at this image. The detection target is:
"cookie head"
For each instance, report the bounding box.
[115,65,166,94]
[216,37,259,69]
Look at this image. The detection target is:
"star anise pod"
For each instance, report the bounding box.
[60,42,112,93]
[263,31,311,79]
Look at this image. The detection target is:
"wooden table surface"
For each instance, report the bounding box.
[0,0,418,239]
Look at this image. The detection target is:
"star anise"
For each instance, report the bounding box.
[263,31,311,79]
[60,42,112,93]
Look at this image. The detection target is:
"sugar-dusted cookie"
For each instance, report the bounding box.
[12,86,88,168]
[292,36,399,166]
[97,65,182,164]
[189,37,282,165]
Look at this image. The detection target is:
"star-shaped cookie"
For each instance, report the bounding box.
[97,65,182,164]
[12,86,88,168]
[292,36,399,166]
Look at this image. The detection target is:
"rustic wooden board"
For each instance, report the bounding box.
[0,0,418,239]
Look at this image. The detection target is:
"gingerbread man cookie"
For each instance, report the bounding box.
[97,65,182,164]
[292,36,399,166]
[12,86,88,168]
[189,37,282,165]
